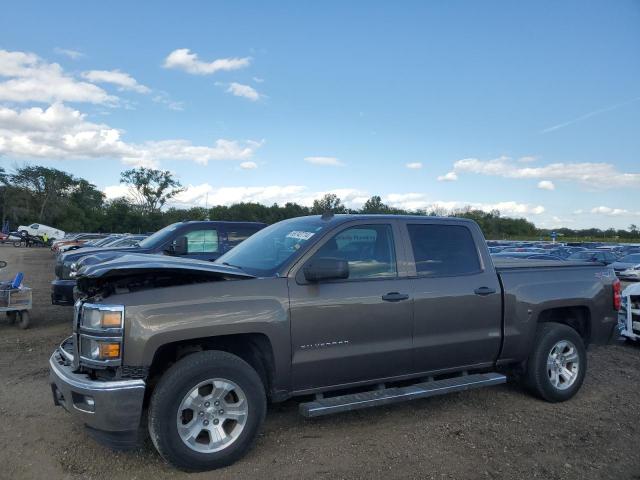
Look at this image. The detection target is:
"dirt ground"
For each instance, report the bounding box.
[0,245,638,480]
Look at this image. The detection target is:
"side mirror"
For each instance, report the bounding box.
[169,236,188,255]
[303,257,349,283]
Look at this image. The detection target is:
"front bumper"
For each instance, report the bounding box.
[49,344,145,433]
[51,279,76,306]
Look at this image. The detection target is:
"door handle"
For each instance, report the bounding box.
[382,292,409,302]
[474,286,496,296]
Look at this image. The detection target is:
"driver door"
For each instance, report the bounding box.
[288,220,414,392]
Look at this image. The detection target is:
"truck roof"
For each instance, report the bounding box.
[308,214,477,226]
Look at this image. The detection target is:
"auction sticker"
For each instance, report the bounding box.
[286,231,315,240]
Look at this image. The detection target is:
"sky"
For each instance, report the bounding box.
[0,0,638,230]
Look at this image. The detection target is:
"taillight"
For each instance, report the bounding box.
[613,278,621,311]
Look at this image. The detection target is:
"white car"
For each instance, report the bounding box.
[17,223,65,240]
[619,283,640,341]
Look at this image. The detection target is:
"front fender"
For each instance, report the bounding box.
[115,277,291,392]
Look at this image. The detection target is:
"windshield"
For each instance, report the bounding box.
[216,217,328,276]
[620,254,640,263]
[138,223,180,249]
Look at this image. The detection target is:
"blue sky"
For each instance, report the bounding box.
[0,0,638,229]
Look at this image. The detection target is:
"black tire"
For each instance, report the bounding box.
[18,311,30,329]
[6,311,17,324]
[148,350,266,472]
[525,323,587,402]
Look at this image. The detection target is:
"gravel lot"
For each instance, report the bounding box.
[0,245,639,480]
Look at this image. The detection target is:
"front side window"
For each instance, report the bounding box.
[407,224,481,277]
[185,229,219,254]
[311,224,397,280]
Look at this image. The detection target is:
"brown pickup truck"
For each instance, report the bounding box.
[49,214,621,471]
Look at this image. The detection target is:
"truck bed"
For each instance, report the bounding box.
[494,258,617,364]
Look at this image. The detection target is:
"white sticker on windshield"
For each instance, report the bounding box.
[286,231,315,241]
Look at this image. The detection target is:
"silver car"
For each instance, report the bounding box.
[612,253,640,280]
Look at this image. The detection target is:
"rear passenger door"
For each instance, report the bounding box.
[401,220,502,374]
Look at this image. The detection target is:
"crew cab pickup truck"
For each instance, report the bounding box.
[51,221,265,305]
[49,214,621,471]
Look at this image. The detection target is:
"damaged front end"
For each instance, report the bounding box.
[75,253,255,300]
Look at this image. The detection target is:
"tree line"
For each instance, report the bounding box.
[0,165,637,241]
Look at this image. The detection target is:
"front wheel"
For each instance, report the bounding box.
[148,350,266,472]
[525,323,587,402]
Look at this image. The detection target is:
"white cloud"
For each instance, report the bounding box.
[384,193,545,216]
[537,180,555,190]
[253,77,264,83]
[518,156,537,163]
[239,161,258,170]
[437,171,458,182]
[0,103,262,167]
[82,70,150,94]
[304,156,344,167]
[440,155,640,189]
[0,49,116,104]
[226,82,260,101]
[405,162,422,169]
[102,182,546,221]
[163,49,251,75]
[53,48,84,60]
[590,206,630,216]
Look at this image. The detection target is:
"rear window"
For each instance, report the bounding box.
[407,224,481,277]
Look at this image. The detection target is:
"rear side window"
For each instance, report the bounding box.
[407,224,481,277]
[226,226,261,247]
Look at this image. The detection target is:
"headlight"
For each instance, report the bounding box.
[80,304,123,330]
[79,336,122,361]
[78,303,124,366]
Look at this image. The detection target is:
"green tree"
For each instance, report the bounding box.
[120,167,184,214]
[311,193,346,214]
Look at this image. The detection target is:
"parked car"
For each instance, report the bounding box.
[50,221,266,305]
[492,252,565,261]
[618,283,640,341]
[17,223,65,240]
[49,214,620,471]
[57,234,110,253]
[611,254,640,280]
[567,250,617,265]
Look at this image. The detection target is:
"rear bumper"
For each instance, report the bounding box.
[51,279,76,306]
[49,348,145,433]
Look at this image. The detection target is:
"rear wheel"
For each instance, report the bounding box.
[148,350,266,472]
[525,323,586,402]
[6,311,17,324]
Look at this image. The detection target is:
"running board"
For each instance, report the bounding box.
[299,372,506,418]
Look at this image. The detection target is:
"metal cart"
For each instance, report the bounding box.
[0,287,32,329]
[0,261,32,329]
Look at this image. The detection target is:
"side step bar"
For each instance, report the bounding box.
[299,372,507,418]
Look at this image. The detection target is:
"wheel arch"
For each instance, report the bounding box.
[536,305,592,345]
[146,333,276,404]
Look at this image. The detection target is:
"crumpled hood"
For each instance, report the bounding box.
[76,253,254,293]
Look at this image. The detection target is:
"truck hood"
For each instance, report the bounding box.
[60,245,142,263]
[75,253,254,297]
[77,253,254,281]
